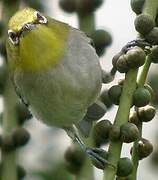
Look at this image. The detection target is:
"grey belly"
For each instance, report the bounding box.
[14,28,102,127]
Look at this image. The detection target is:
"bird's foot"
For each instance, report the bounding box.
[121,39,152,53]
[86,147,115,170]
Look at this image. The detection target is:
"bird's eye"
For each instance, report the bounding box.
[35,11,48,24]
[8,30,19,45]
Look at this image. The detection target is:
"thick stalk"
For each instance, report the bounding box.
[130,0,158,179]
[104,0,158,179]
[78,13,95,35]
[104,69,138,180]
[75,10,96,180]
[1,1,20,180]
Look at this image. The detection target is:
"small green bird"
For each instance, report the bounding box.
[6,8,109,167]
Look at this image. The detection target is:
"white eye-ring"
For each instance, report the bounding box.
[8,30,19,45]
[34,11,48,24]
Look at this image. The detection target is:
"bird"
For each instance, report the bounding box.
[6,7,110,168]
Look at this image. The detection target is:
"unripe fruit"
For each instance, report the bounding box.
[108,85,122,105]
[102,70,114,84]
[134,14,155,35]
[144,84,154,98]
[129,111,140,125]
[65,145,86,174]
[145,27,158,45]
[138,105,156,122]
[100,89,113,109]
[17,165,26,180]
[133,87,151,107]
[12,127,30,147]
[117,157,133,177]
[59,0,76,13]
[24,0,44,11]
[91,29,112,56]
[112,52,123,68]
[93,120,112,147]
[130,0,145,14]
[136,138,153,160]
[149,45,158,63]
[109,125,120,141]
[86,101,106,121]
[91,148,109,169]
[126,46,146,68]
[120,123,139,143]
[76,0,103,13]
[116,55,129,73]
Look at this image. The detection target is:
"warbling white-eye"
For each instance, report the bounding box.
[6,8,111,168]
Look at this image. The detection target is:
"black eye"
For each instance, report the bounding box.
[8,30,19,45]
[35,11,48,24]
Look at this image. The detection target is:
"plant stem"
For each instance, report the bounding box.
[104,69,138,180]
[104,0,158,179]
[1,1,20,180]
[78,13,95,35]
[130,0,158,179]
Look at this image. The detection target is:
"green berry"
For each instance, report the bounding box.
[86,101,106,121]
[129,111,140,125]
[120,122,139,143]
[65,145,86,174]
[133,87,151,107]
[116,55,129,73]
[102,70,114,84]
[149,45,158,63]
[59,0,76,13]
[93,120,112,147]
[112,52,123,68]
[126,46,146,68]
[136,138,153,160]
[100,89,113,109]
[24,0,44,11]
[108,85,122,105]
[138,105,156,122]
[17,165,26,180]
[145,27,158,45]
[91,29,112,56]
[134,14,155,35]
[77,0,103,13]
[117,157,133,177]
[144,84,154,98]
[12,127,30,147]
[130,0,145,14]
[109,125,120,141]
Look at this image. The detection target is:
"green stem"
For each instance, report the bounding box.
[73,9,96,180]
[131,52,152,180]
[104,0,158,179]
[130,0,158,179]
[78,13,95,35]
[104,69,138,180]
[1,1,20,180]
[1,78,19,180]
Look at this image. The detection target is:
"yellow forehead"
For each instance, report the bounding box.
[8,8,37,33]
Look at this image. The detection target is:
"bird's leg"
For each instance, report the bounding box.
[64,125,115,169]
[121,38,152,53]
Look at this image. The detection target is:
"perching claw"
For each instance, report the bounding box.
[64,125,115,170]
[121,39,152,53]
